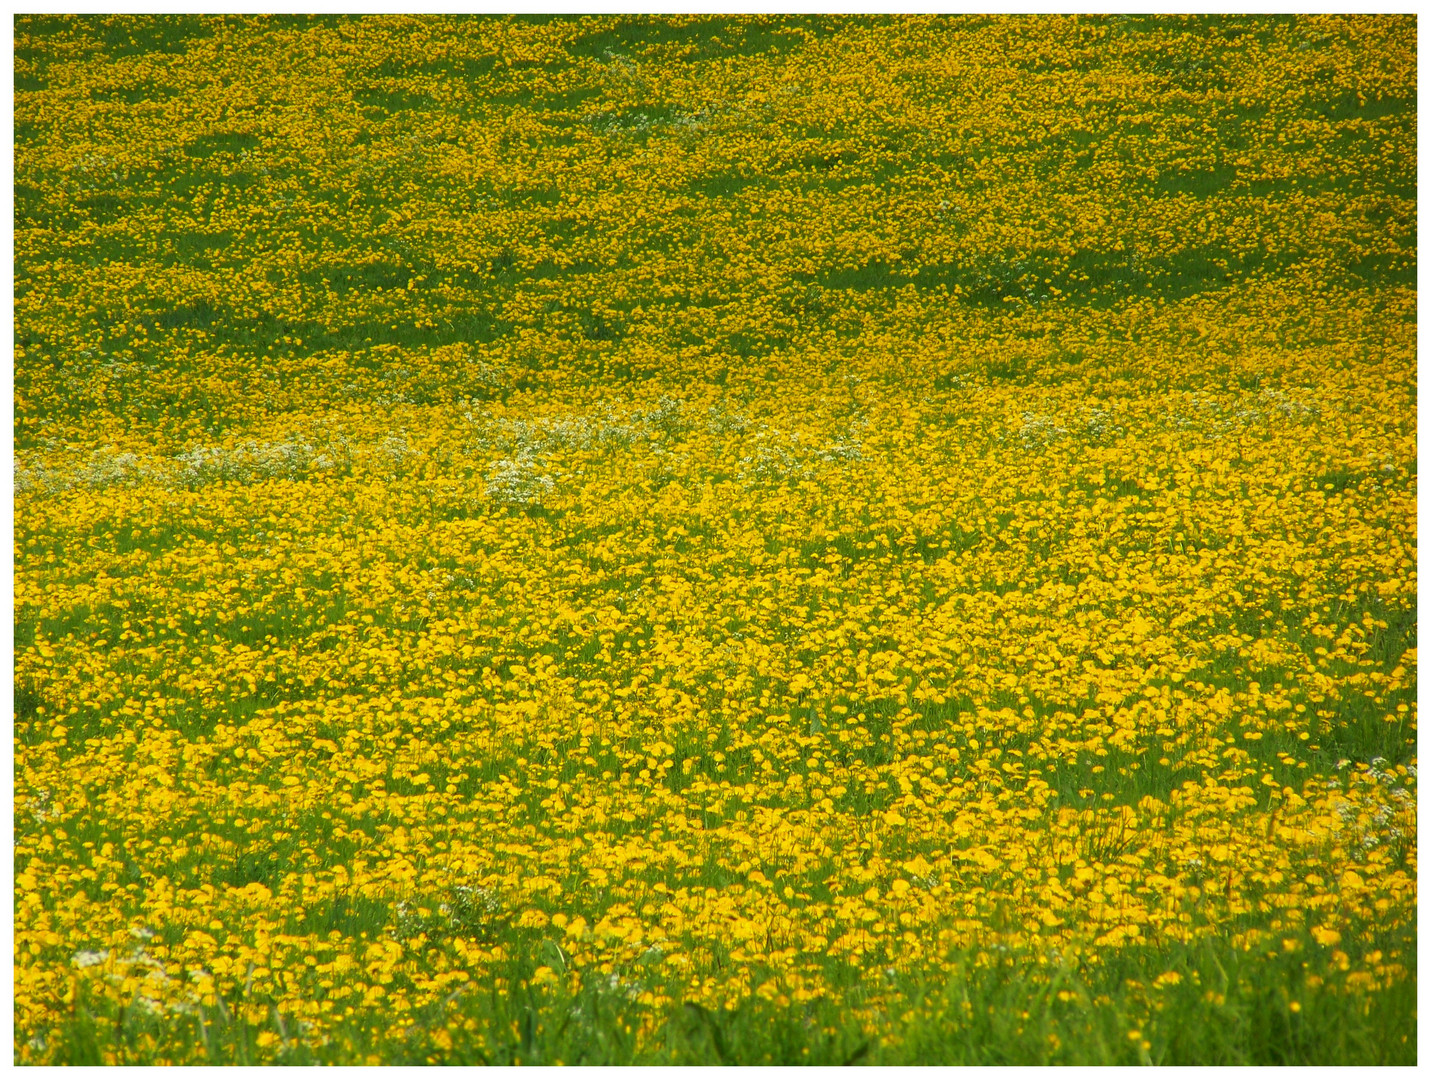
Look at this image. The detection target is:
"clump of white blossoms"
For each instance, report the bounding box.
[17,449,156,493]
[374,432,419,475]
[75,450,151,489]
[14,460,64,495]
[174,434,345,487]
[1082,408,1124,443]
[1014,412,1069,449]
[485,456,555,506]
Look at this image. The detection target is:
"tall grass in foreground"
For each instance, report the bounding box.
[46,922,1415,1065]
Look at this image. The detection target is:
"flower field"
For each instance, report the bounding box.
[12,14,1417,1064]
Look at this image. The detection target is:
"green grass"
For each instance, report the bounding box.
[44,920,1415,1065]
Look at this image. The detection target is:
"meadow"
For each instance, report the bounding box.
[12,14,1417,1064]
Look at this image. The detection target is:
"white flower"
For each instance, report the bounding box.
[486,457,554,506]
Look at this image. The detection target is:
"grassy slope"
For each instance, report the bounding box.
[13,14,1416,1064]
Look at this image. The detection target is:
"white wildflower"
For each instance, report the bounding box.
[486,458,554,506]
